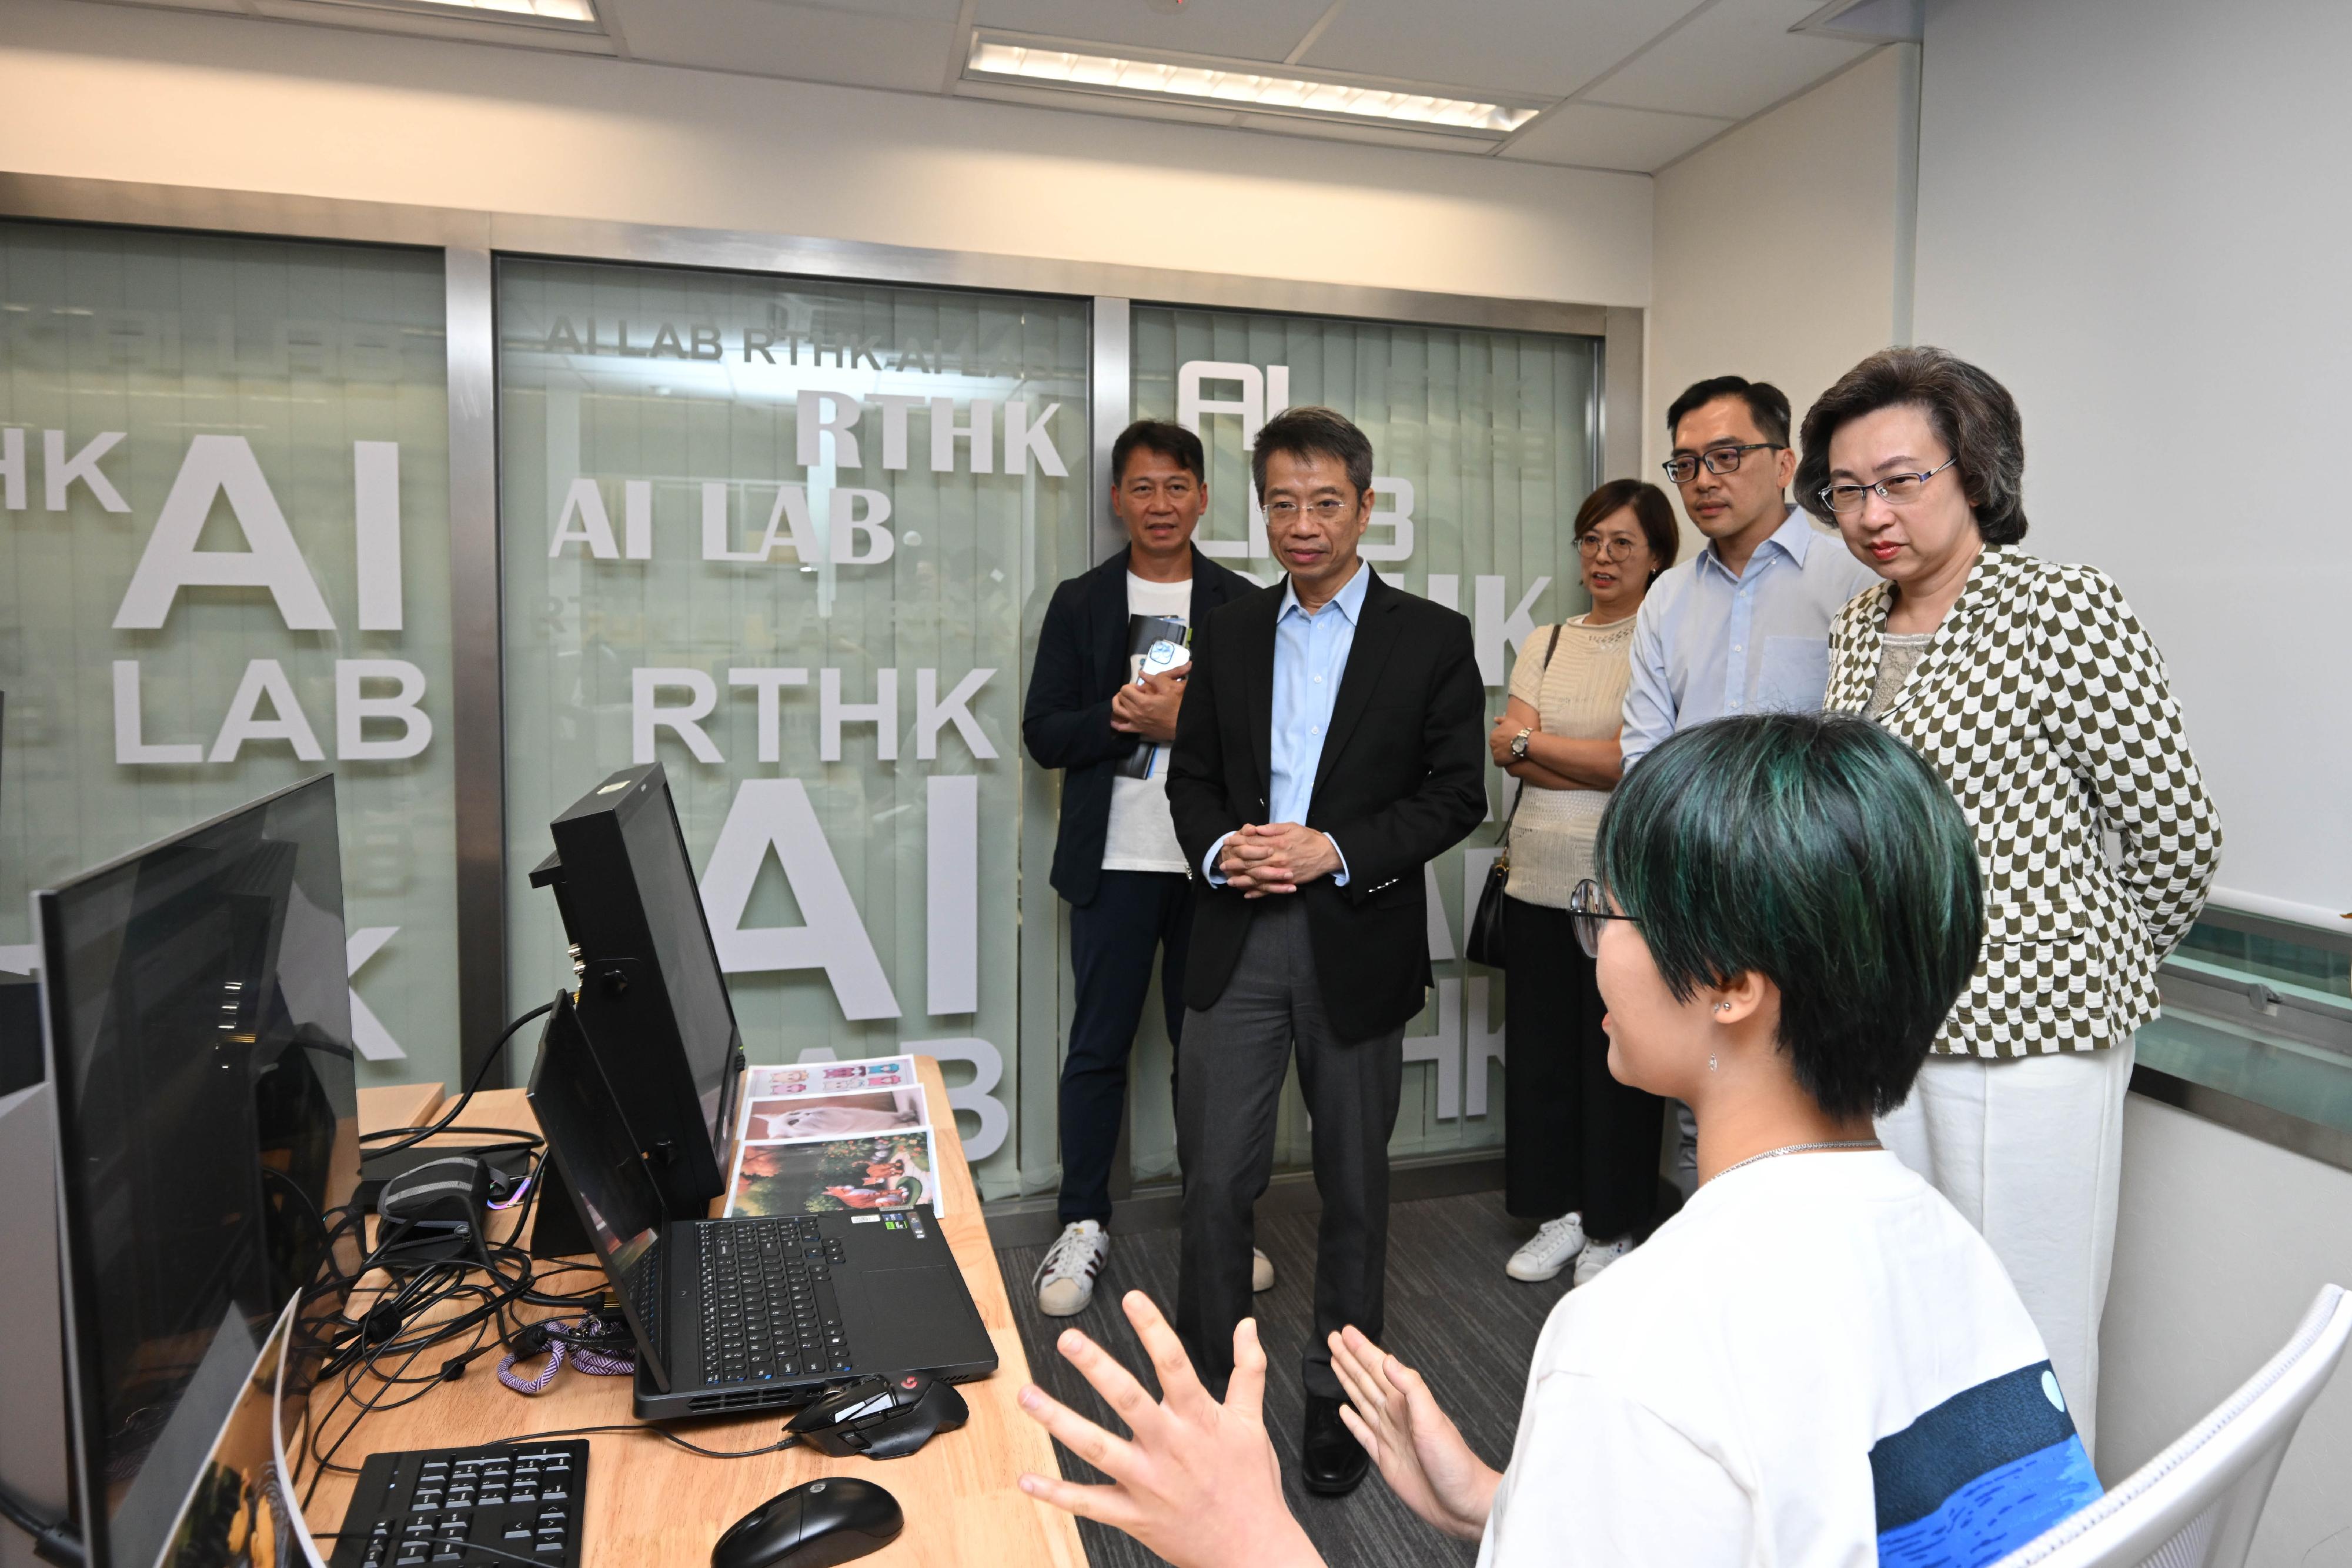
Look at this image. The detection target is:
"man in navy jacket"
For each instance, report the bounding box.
[1021,419,1253,1318]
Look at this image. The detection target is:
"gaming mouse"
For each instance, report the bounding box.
[786,1372,969,1459]
[711,1476,903,1568]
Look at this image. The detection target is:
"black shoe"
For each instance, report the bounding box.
[1301,1393,1370,1496]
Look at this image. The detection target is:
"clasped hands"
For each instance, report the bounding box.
[1110,670,1185,743]
[1014,1291,1501,1568]
[1216,821,1339,897]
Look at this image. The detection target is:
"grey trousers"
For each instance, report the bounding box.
[1175,898,1405,1400]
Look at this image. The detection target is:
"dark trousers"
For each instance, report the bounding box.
[1057,870,1194,1226]
[1502,895,1662,1241]
[1176,899,1404,1400]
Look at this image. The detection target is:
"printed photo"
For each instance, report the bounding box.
[729,1132,938,1218]
[741,1088,923,1142]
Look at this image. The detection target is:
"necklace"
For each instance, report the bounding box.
[1705,1139,1880,1186]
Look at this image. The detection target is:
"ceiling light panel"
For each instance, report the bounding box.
[303,0,600,25]
[965,32,1542,138]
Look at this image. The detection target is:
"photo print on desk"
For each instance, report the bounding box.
[729,1133,937,1218]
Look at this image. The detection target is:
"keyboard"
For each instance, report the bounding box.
[330,1440,587,1568]
[697,1216,854,1386]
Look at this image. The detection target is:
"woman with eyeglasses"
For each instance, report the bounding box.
[1485,479,1679,1288]
[1014,714,2103,1568]
[1799,345,2221,1459]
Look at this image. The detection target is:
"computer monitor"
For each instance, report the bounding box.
[36,775,362,1568]
[529,763,743,1218]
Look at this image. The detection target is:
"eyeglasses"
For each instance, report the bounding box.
[1576,534,1642,563]
[1265,499,1354,523]
[1568,879,1639,958]
[1661,443,1783,484]
[1817,455,1958,515]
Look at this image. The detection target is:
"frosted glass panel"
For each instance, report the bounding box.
[0,223,457,1089]
[497,259,1089,1200]
[1131,306,1602,1174]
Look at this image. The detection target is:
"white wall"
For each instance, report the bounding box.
[1913,0,2350,927]
[0,0,1651,309]
[2102,1097,2352,1566]
[1645,44,1918,541]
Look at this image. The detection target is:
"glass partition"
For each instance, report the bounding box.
[1128,305,1603,1179]
[0,223,457,1090]
[497,259,1090,1198]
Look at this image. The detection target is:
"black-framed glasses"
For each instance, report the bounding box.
[1817,454,1958,515]
[1661,442,1783,484]
[1568,879,1638,958]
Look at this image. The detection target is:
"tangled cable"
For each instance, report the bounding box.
[496,1316,638,1394]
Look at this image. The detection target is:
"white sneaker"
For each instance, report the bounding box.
[1572,1234,1633,1286]
[1034,1221,1110,1317]
[1506,1213,1586,1282]
[1252,1248,1275,1292]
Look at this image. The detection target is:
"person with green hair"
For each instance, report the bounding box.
[1012,713,2104,1567]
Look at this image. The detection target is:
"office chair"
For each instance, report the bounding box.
[1990,1283,2351,1568]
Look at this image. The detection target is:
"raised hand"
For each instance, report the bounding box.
[1328,1325,1501,1542]
[1015,1293,1322,1568]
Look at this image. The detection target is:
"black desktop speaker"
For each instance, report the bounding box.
[0,973,39,1097]
[529,763,744,1221]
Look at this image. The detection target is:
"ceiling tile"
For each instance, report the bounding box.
[970,0,1335,63]
[603,0,957,92]
[1585,0,1873,121]
[1298,0,1695,100]
[1498,101,1729,172]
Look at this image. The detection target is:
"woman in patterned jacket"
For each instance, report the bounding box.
[1796,345,2221,1460]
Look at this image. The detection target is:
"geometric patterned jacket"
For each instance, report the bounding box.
[1825,545,2222,1057]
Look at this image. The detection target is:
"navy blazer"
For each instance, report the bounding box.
[1022,545,1256,907]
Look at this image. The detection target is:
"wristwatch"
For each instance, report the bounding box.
[1508,728,1533,760]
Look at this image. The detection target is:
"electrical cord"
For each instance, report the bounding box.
[360,1002,556,1159]
[0,1479,83,1568]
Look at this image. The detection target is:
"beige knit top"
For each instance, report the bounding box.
[1502,614,1636,909]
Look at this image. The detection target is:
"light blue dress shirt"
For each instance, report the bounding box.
[1620,508,1879,770]
[1202,561,1368,886]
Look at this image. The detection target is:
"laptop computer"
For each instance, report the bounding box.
[525,989,997,1421]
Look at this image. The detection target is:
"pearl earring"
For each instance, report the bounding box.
[1716,1002,1732,1012]
[1708,1052,1718,1072]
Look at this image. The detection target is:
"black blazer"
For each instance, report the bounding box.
[1022,545,1256,907]
[1167,568,1485,1044]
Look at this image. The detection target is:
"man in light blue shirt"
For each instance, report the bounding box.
[1624,376,1877,1189]
[1165,407,1484,1497]
[1197,560,1370,888]
[1621,377,1878,770]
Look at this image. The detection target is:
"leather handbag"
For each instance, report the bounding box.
[1465,623,1563,968]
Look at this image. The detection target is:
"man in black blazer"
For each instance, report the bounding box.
[1021,420,1254,1319]
[1167,406,1485,1495]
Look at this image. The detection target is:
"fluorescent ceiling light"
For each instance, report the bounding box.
[308,0,600,23]
[966,35,1541,138]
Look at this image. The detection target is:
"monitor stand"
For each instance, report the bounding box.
[528,1154,593,1262]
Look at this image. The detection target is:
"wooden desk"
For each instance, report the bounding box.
[313,1058,1083,1568]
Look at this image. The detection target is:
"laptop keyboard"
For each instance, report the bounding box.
[697,1217,853,1386]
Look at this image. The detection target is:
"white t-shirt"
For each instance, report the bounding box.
[1479,1151,2101,1568]
[1101,574,1191,874]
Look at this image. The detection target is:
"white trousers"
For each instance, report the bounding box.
[1876,1036,2134,1462]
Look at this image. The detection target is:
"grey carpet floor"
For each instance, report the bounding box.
[994,1191,1578,1568]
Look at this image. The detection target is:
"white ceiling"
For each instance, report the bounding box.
[95,0,1897,175]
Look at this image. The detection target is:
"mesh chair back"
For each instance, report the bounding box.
[1990,1283,2351,1568]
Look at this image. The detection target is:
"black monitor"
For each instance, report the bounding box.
[529,762,742,1218]
[35,775,362,1568]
